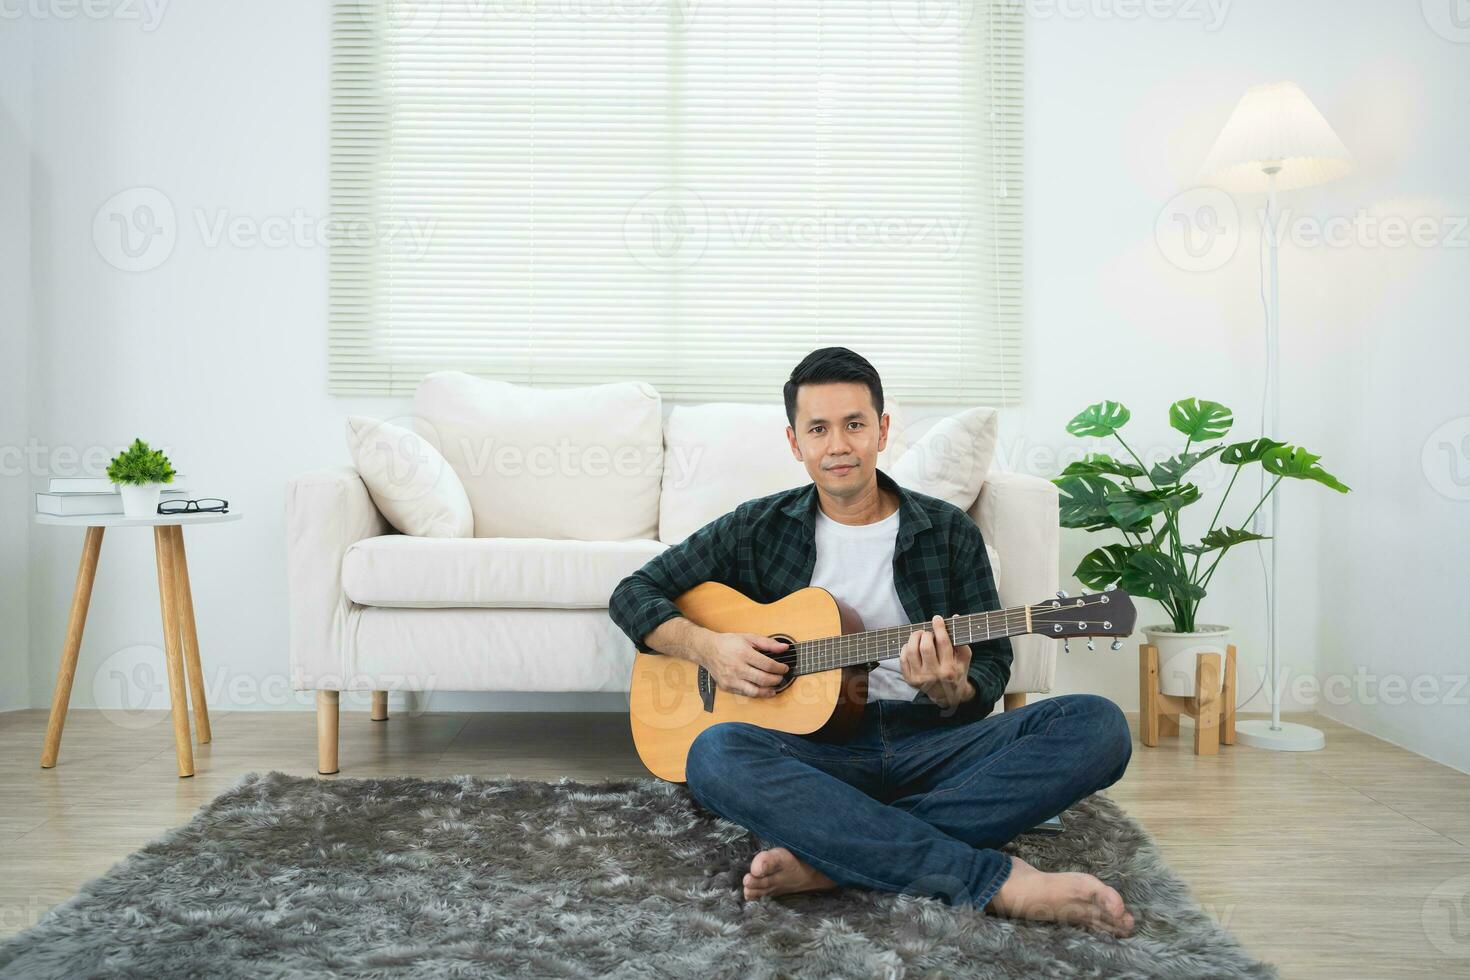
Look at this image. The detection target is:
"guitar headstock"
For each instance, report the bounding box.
[1029,588,1136,641]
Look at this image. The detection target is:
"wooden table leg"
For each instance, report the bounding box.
[153,527,195,777]
[371,690,388,722]
[169,526,211,744]
[40,526,105,768]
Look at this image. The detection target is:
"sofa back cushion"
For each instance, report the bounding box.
[659,398,908,544]
[414,371,663,540]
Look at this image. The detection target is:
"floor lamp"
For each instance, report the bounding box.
[1197,82,1354,752]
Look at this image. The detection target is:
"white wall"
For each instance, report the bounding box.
[1,16,34,713]
[6,2,1466,770]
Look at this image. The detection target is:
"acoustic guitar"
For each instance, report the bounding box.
[628,582,1136,782]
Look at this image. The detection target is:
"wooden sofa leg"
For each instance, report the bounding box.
[371,690,388,722]
[317,691,340,774]
[1002,692,1027,712]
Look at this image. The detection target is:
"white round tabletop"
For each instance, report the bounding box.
[34,511,244,528]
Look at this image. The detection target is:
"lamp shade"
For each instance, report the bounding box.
[1199,81,1354,193]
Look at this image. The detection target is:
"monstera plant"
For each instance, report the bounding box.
[1053,399,1349,636]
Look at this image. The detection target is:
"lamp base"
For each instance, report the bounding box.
[1234,719,1325,752]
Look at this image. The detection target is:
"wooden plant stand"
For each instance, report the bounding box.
[1139,643,1236,755]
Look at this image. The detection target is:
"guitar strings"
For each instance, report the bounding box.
[761,596,1117,675]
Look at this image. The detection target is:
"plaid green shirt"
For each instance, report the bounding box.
[608,467,1012,722]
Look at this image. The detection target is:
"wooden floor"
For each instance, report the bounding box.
[3,707,1469,978]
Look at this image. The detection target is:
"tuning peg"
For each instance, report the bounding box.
[1111,639,1123,651]
[1056,590,1069,599]
[1087,638,1095,652]
[1104,583,1116,592]
[1063,639,1070,653]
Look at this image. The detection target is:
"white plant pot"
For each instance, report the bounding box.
[119,482,163,518]
[1145,624,1230,697]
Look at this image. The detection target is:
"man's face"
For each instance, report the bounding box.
[786,381,890,499]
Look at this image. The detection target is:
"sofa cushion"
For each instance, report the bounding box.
[888,406,999,511]
[345,416,474,538]
[342,535,668,609]
[413,371,663,541]
[659,398,908,545]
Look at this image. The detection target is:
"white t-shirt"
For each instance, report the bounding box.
[809,505,920,702]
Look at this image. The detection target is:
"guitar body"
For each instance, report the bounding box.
[628,582,870,783]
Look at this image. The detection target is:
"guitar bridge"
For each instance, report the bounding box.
[697,665,715,713]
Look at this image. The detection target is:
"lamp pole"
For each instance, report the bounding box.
[1198,80,1351,752]
[1235,163,1325,751]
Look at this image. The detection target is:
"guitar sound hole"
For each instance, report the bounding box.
[769,634,797,693]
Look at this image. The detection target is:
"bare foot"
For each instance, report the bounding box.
[986,857,1135,938]
[743,847,837,900]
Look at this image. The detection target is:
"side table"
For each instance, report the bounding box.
[34,511,244,777]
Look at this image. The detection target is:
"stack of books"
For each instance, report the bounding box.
[35,477,191,516]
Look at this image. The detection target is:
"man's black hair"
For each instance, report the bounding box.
[783,347,885,428]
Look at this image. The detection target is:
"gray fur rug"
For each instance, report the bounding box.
[0,771,1274,979]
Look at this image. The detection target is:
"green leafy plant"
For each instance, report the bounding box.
[106,438,176,486]
[1053,399,1349,632]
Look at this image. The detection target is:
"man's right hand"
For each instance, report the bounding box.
[700,632,791,698]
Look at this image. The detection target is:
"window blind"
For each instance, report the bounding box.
[330,0,1023,403]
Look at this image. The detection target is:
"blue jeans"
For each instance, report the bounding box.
[684,693,1132,910]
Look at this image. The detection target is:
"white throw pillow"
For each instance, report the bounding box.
[414,372,663,541]
[345,415,474,538]
[659,397,908,544]
[888,406,998,511]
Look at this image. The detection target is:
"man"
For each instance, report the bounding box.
[608,347,1135,937]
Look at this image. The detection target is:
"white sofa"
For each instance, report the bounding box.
[286,373,1060,773]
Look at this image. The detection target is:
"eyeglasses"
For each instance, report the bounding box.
[157,498,230,515]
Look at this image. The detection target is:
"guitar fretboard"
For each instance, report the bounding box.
[792,605,1033,675]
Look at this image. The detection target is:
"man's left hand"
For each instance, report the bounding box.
[899,615,976,709]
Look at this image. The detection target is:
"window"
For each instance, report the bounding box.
[330,0,1023,403]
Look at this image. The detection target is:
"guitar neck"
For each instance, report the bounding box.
[793,606,1033,675]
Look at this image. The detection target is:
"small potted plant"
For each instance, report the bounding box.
[1053,399,1349,696]
[107,438,177,518]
